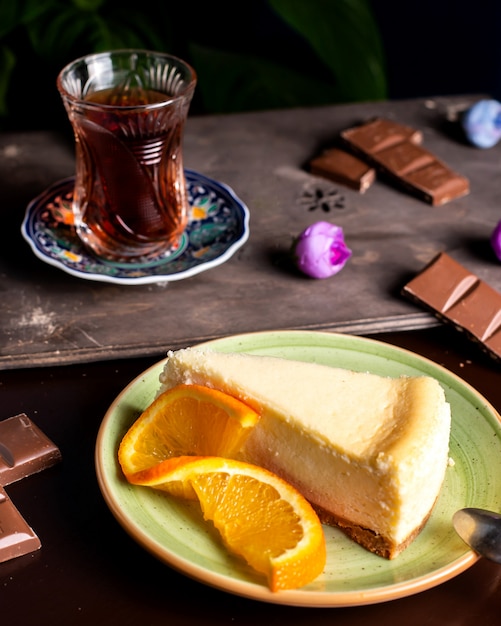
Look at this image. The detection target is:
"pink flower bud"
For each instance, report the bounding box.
[293,221,352,279]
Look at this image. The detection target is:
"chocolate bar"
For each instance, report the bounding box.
[309,147,376,192]
[0,414,61,562]
[341,118,469,205]
[0,413,61,487]
[402,252,501,360]
[0,486,41,563]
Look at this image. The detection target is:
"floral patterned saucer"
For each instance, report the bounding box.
[21,170,250,285]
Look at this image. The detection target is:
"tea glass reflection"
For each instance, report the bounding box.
[57,50,197,263]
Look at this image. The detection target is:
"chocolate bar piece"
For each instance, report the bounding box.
[341,118,469,205]
[0,414,61,487]
[0,486,41,563]
[402,160,470,205]
[309,147,376,192]
[341,118,423,153]
[402,252,501,360]
[374,141,434,176]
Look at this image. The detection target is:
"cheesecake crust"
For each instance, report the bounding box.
[313,503,434,559]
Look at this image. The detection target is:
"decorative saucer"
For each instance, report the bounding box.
[21,170,250,285]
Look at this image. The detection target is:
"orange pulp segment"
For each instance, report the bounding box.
[130,455,326,592]
[118,384,260,478]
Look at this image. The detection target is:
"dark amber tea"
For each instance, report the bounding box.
[84,85,167,106]
[77,87,185,251]
[57,51,196,263]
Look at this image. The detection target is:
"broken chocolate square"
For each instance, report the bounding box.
[0,486,41,563]
[0,414,61,487]
[309,147,376,192]
[403,252,501,360]
[0,414,61,563]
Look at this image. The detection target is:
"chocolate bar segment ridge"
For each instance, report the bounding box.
[374,141,434,176]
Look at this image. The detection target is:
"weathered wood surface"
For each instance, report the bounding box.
[0,95,499,368]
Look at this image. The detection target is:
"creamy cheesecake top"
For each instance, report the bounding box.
[159,348,449,463]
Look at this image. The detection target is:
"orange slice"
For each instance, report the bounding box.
[118,384,260,478]
[130,455,326,592]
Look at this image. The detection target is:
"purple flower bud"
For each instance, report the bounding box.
[293,221,352,279]
[491,220,501,260]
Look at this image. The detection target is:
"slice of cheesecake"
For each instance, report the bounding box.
[158,348,451,558]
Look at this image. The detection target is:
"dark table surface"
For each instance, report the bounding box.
[1,325,501,625]
[2,95,501,623]
[2,94,501,368]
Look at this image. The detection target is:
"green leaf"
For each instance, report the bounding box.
[190,43,341,114]
[19,0,59,24]
[25,3,170,60]
[71,0,105,10]
[0,0,59,36]
[26,6,88,58]
[0,2,22,38]
[99,8,170,51]
[268,0,387,101]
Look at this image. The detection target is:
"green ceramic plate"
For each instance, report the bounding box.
[95,330,501,607]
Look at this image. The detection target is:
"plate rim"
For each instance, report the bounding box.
[95,330,501,607]
[21,170,250,286]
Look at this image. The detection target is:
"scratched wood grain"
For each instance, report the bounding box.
[0,95,498,368]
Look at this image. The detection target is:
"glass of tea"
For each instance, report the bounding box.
[57,50,197,263]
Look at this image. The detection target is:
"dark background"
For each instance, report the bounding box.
[1,0,500,131]
[372,0,501,100]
